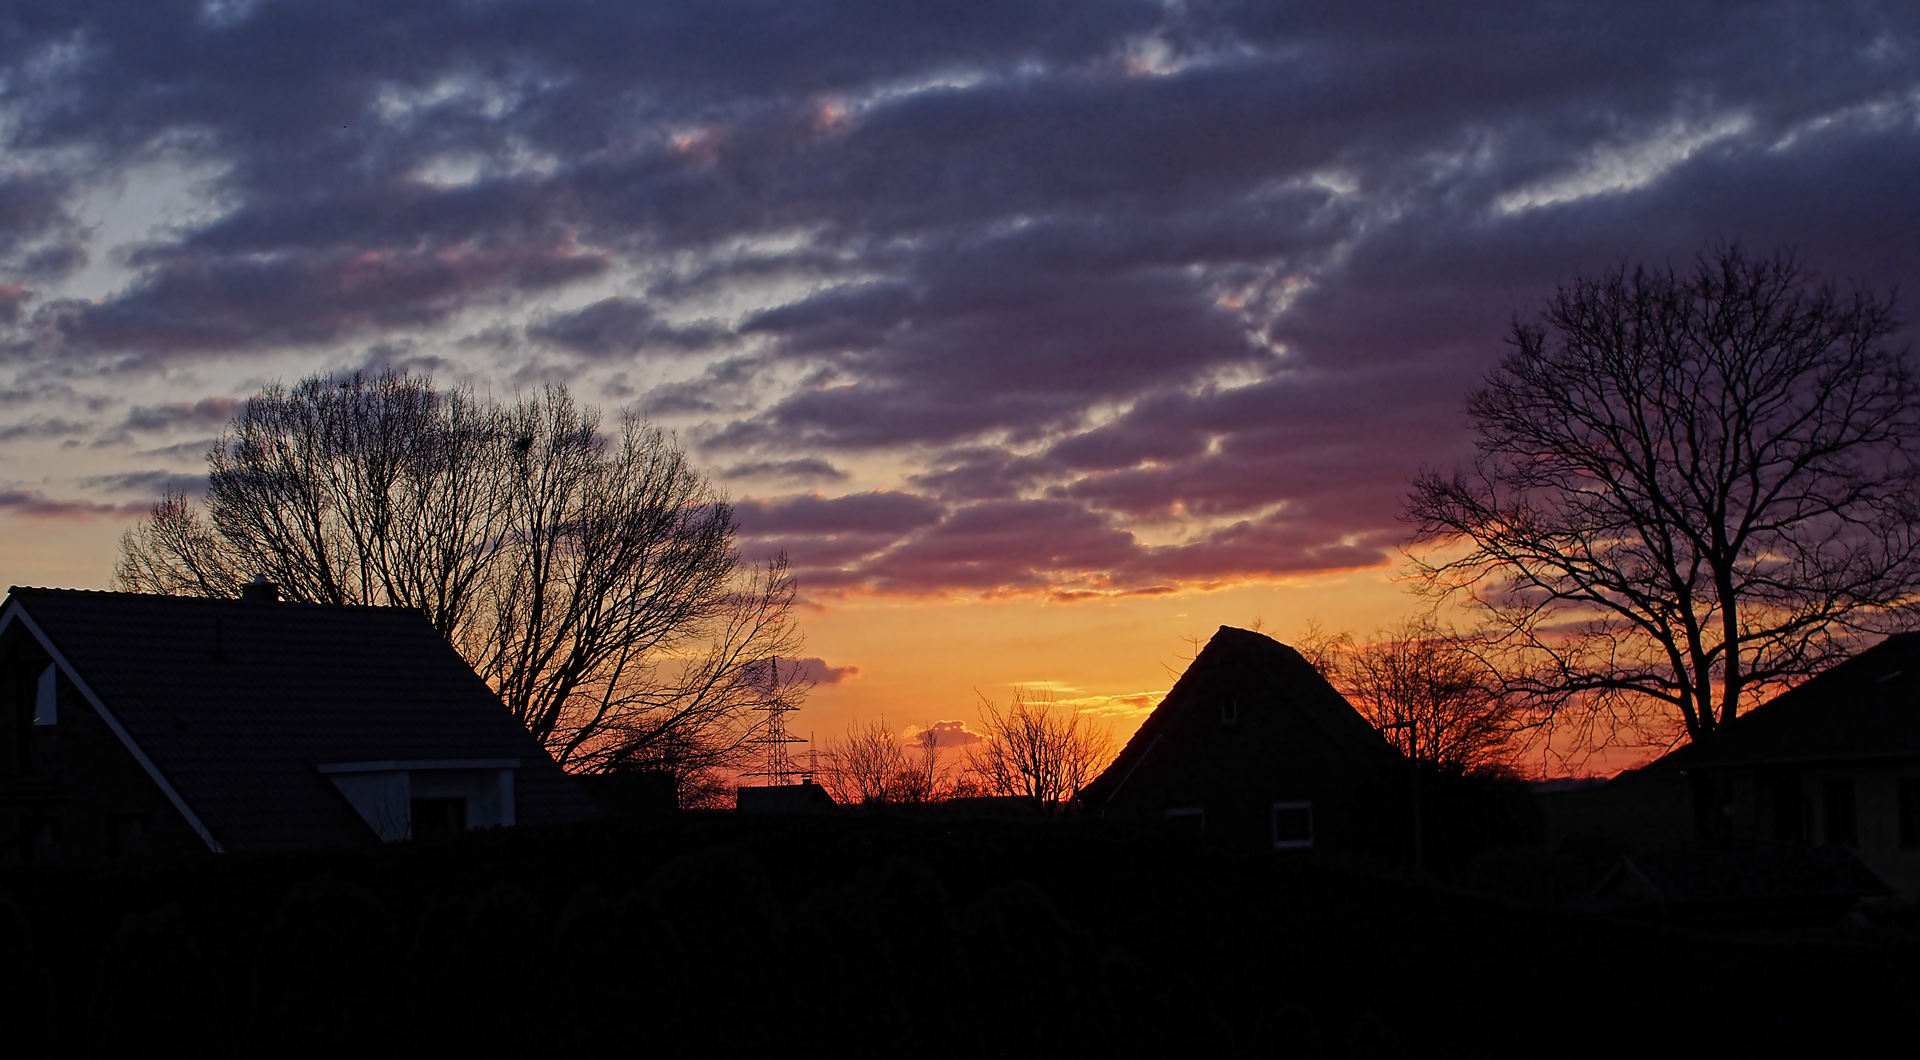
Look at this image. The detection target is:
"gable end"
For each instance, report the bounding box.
[0,602,224,853]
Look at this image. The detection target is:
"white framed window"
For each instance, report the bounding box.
[33,663,57,726]
[1272,801,1313,849]
[1165,806,1206,832]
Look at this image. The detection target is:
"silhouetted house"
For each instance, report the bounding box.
[0,585,598,863]
[736,779,836,812]
[1078,625,1398,850]
[1638,632,1920,894]
[1531,771,1694,850]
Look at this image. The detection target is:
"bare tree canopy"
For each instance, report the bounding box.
[1308,619,1514,774]
[966,688,1114,812]
[1408,247,1920,751]
[818,718,947,806]
[116,369,807,779]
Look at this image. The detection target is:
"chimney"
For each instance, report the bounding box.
[241,575,281,604]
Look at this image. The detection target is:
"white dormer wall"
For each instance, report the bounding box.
[320,759,518,841]
[34,662,56,725]
[327,769,411,840]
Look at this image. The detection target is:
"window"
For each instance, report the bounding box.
[411,797,467,837]
[1823,779,1857,847]
[1272,801,1313,849]
[1164,806,1205,833]
[1901,779,1920,849]
[1770,777,1805,844]
[1220,697,1239,725]
[33,663,56,726]
[1692,771,1737,846]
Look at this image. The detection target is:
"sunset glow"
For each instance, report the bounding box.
[3,4,1916,779]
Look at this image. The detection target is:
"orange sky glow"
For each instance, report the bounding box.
[0,510,1651,779]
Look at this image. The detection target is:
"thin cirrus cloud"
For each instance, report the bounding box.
[0,489,152,521]
[0,2,1914,600]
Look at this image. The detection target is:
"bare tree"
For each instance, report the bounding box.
[1408,247,1920,752]
[1330,620,1513,773]
[893,725,945,803]
[965,688,1114,812]
[1293,620,1354,681]
[115,369,806,779]
[116,491,244,600]
[821,719,906,806]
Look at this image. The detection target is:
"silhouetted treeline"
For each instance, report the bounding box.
[3,814,1918,1058]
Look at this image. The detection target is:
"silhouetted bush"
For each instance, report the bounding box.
[88,905,233,1057]
[2,812,1918,1056]
[1344,764,1543,877]
[249,876,397,1055]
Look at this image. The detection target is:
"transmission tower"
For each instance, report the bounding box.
[740,655,806,785]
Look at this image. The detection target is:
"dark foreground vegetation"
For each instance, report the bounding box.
[4,815,1917,1058]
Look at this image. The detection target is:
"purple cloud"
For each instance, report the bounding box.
[0,1,1913,598]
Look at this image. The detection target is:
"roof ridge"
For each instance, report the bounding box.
[6,586,425,612]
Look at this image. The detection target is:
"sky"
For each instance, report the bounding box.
[2,1,1918,772]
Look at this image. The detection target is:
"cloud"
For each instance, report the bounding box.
[35,239,607,361]
[0,490,150,520]
[528,297,730,358]
[77,469,207,495]
[120,397,244,432]
[134,437,220,463]
[0,416,91,442]
[0,173,85,280]
[789,656,860,685]
[721,457,849,483]
[1058,690,1164,719]
[1,1,1915,599]
[902,719,987,748]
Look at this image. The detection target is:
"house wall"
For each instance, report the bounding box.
[1751,762,1920,894]
[0,632,207,864]
[1694,761,1920,895]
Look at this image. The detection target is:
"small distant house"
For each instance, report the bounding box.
[1077,625,1398,850]
[1639,632,1920,894]
[0,585,598,863]
[736,779,836,812]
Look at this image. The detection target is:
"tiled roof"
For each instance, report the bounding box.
[1647,632,1920,771]
[2,586,598,851]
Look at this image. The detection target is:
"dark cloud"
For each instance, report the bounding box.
[789,656,859,685]
[34,240,605,360]
[0,416,90,442]
[904,720,986,748]
[721,457,848,483]
[736,490,947,579]
[0,173,85,280]
[77,469,206,495]
[736,490,946,536]
[120,396,243,432]
[2,1,1915,594]
[529,297,730,358]
[0,489,149,520]
[859,498,1140,594]
[741,486,1396,598]
[134,437,220,462]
